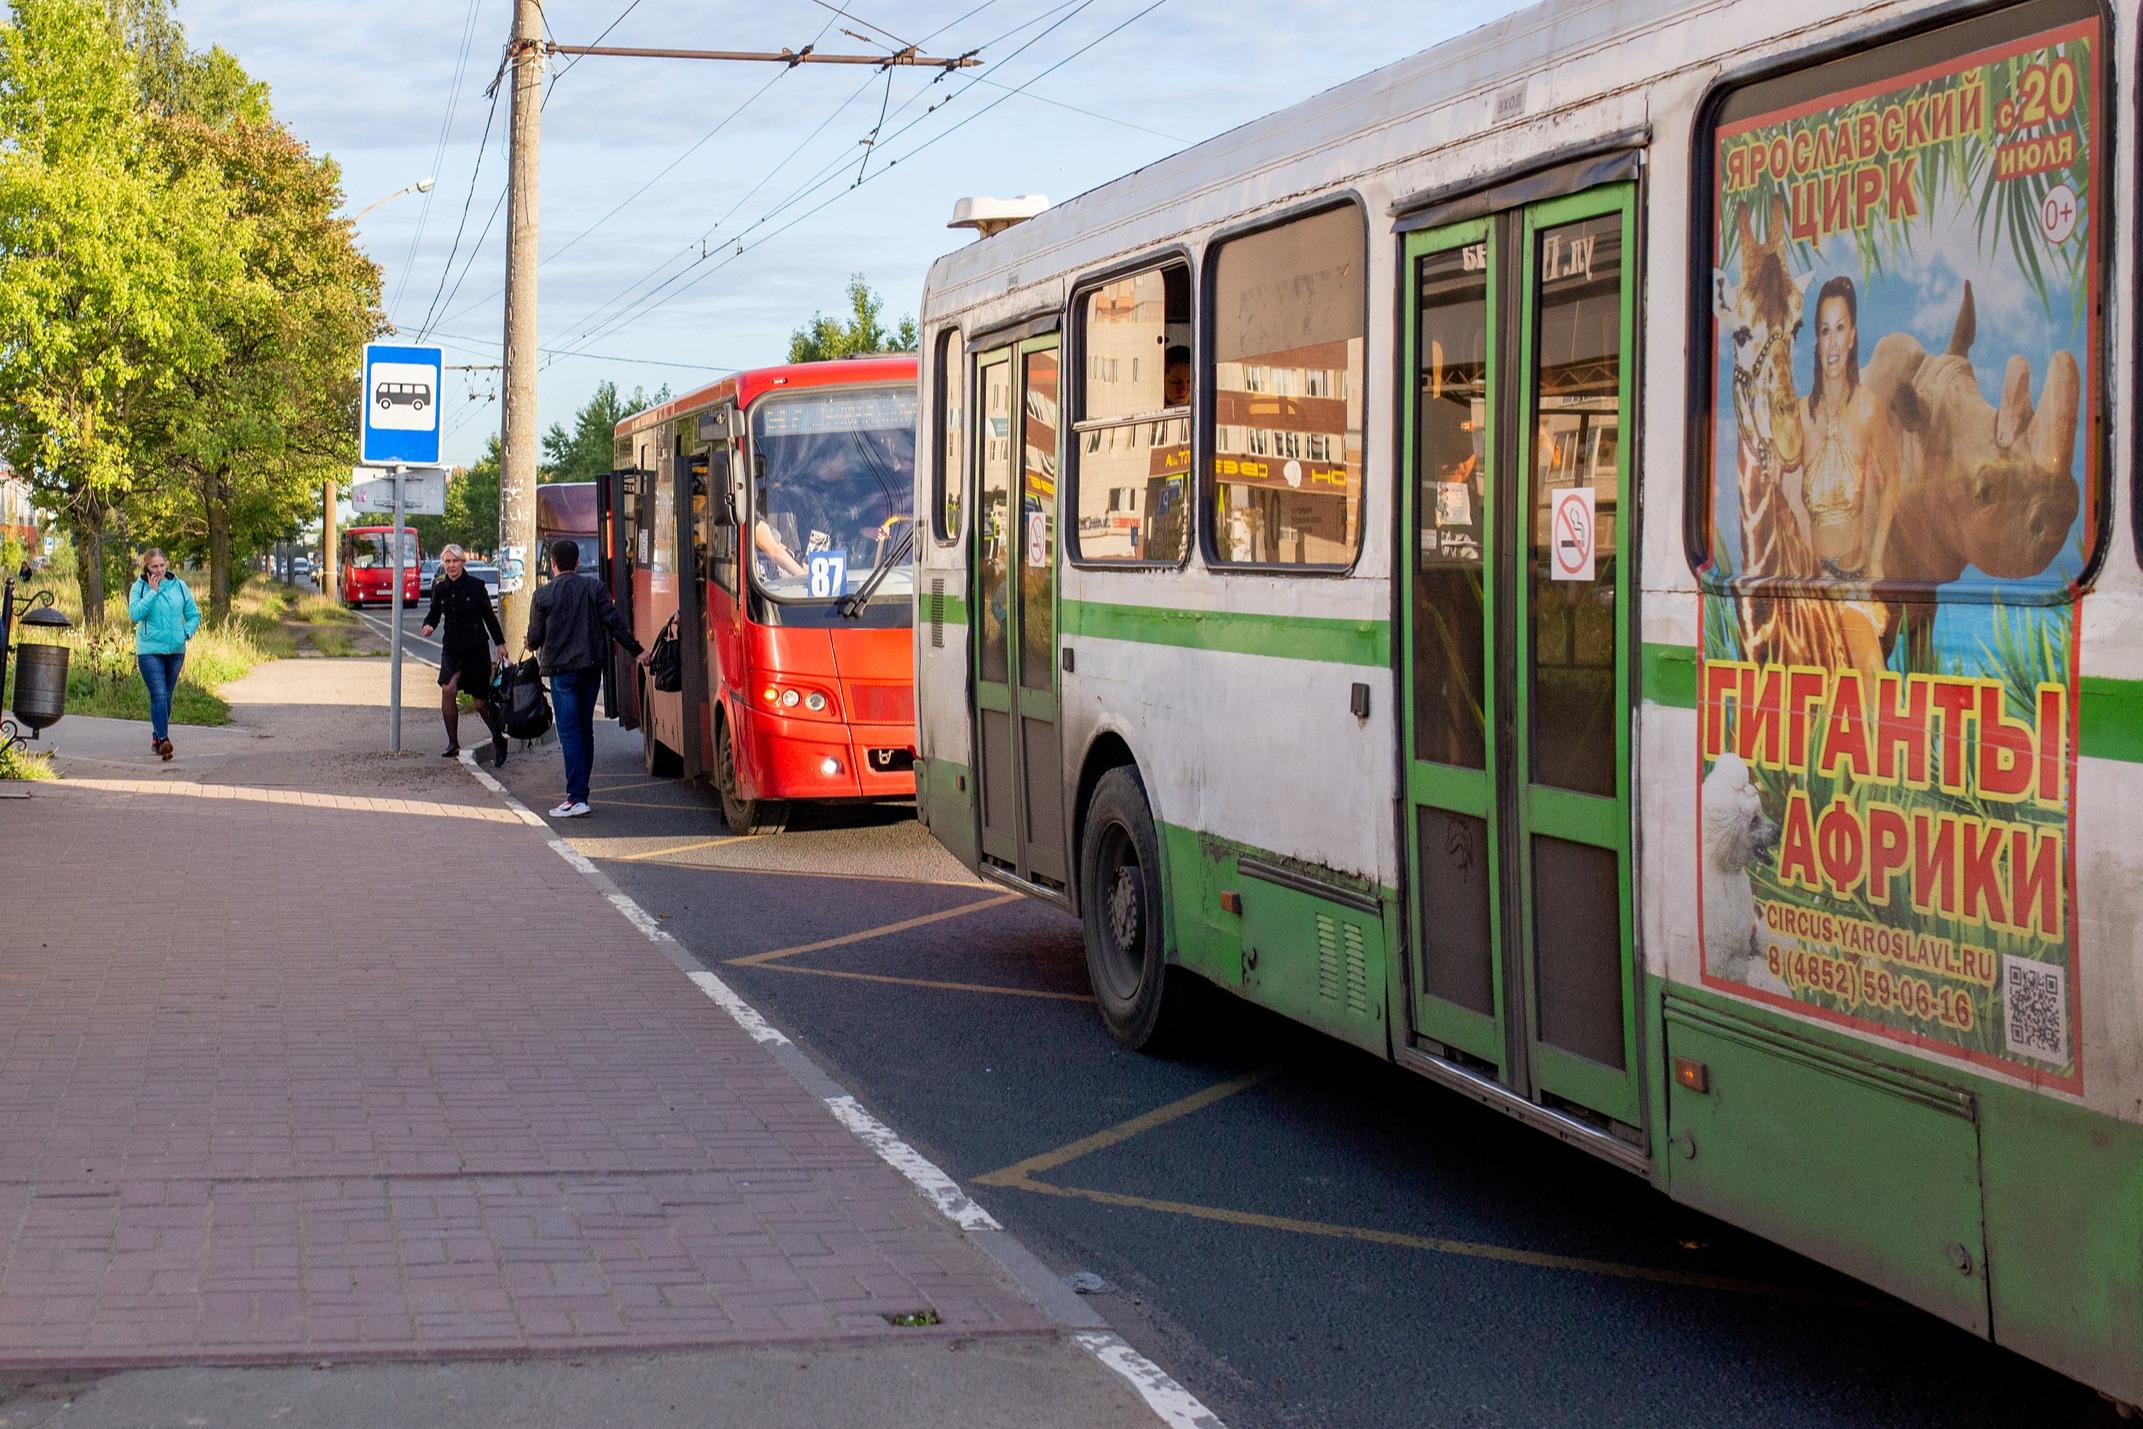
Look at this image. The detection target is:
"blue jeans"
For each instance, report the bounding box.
[550,667,603,804]
[137,651,184,742]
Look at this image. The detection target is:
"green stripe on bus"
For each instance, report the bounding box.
[1062,600,1389,666]
[929,592,968,627]
[2080,675,2143,765]
[1641,642,1698,710]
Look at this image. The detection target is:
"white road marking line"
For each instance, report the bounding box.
[823,1095,1001,1232]
[1073,1332,1227,1429]
[453,747,1209,1429]
[686,970,792,1047]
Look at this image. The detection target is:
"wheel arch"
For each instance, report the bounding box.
[1070,726,1171,954]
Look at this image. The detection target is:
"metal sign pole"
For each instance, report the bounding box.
[390,466,404,753]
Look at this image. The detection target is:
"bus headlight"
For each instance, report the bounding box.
[780,689,801,708]
[821,757,841,776]
[804,692,827,712]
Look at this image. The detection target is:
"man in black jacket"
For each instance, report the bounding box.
[523,539,646,818]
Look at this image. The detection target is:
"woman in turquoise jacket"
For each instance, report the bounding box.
[127,548,201,761]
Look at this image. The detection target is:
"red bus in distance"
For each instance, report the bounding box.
[607,358,918,835]
[338,526,421,608]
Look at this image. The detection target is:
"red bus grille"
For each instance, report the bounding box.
[847,683,913,726]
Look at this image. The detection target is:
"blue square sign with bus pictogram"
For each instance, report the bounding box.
[360,342,444,466]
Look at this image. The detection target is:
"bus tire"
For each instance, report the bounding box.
[640,673,682,778]
[1079,766,1184,1050]
[714,709,787,836]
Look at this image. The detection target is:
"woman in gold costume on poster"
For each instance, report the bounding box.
[1790,275,1899,675]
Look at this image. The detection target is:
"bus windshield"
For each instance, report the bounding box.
[748,386,917,602]
[346,532,416,569]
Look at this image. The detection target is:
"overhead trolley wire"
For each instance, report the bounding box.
[436,6,846,339]
[545,0,644,105]
[807,0,1181,141]
[545,0,1092,361]
[550,0,1144,361]
[425,326,742,371]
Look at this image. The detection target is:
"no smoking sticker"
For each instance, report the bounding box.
[1551,487,1596,582]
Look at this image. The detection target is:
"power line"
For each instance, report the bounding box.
[547,0,1090,360]
[427,327,739,371]
[539,0,1038,352]
[427,182,508,341]
[390,0,485,319]
[411,67,505,338]
[435,7,846,335]
[545,0,642,105]
[808,0,1180,140]
[553,0,1133,360]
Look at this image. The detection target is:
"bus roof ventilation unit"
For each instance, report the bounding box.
[948,195,1048,239]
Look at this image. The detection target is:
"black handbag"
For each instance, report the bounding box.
[496,657,554,741]
[649,615,683,693]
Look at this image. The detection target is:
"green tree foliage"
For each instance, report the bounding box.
[787,274,918,363]
[131,109,383,619]
[541,380,668,486]
[0,0,378,624]
[0,0,231,623]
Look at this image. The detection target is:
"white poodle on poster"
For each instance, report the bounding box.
[1701,752,1786,994]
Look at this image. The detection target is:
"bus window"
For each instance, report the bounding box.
[1072,264,1190,565]
[1413,244,1489,770]
[933,329,962,542]
[1020,348,1060,688]
[1527,211,1624,799]
[344,530,413,569]
[652,444,677,596]
[700,445,737,594]
[977,360,1012,685]
[1207,203,1366,568]
[748,386,918,601]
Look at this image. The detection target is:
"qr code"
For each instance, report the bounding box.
[2002,955,2069,1064]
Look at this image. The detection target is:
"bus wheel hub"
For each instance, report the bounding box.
[1108,866,1140,949]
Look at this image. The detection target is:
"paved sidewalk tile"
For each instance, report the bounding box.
[0,667,1047,1369]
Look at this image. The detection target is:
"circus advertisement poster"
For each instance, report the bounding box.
[1697,14,2097,1088]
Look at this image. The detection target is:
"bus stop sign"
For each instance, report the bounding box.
[360,342,444,467]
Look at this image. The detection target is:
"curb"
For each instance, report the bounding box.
[454,752,1225,1429]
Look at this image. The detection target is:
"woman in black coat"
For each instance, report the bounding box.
[420,544,510,764]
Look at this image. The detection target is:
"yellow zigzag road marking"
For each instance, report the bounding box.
[729,892,1023,966]
[975,1071,1840,1303]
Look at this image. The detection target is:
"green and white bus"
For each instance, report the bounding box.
[912,0,2140,1404]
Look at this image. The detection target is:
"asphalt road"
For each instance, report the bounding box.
[369,605,2105,1429]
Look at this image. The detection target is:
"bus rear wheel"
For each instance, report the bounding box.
[1079,766,1184,1050]
[714,711,787,836]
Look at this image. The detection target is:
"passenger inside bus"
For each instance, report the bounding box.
[1164,345,1191,407]
[750,416,916,595]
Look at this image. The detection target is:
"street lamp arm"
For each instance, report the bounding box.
[352,176,438,221]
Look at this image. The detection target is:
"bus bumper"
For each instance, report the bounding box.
[739,707,916,802]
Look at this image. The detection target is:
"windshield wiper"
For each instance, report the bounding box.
[838,528,916,619]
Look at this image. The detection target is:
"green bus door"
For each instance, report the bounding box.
[972,338,1067,889]
[1400,186,1640,1133]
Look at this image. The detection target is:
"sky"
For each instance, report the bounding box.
[174,0,1535,468]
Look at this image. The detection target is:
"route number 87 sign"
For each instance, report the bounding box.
[807,550,848,599]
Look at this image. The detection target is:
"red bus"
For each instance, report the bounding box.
[606,358,918,834]
[338,525,421,608]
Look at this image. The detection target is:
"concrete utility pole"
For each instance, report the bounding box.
[498,0,545,652]
[321,478,338,594]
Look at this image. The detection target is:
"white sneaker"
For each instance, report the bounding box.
[557,801,592,818]
[548,800,582,818]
